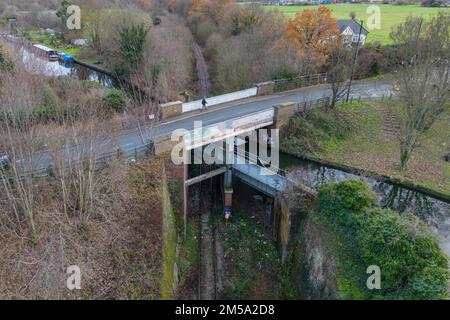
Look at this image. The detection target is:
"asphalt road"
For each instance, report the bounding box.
[30,79,393,173]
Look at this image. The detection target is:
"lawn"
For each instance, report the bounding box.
[26,31,81,56]
[281,99,450,198]
[265,4,448,44]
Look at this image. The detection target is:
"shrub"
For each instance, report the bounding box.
[358,209,449,299]
[103,89,126,113]
[0,42,13,71]
[316,180,449,299]
[422,0,446,7]
[317,180,376,232]
[33,105,57,123]
[281,107,354,156]
[80,80,103,90]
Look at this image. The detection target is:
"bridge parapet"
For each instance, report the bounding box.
[255,81,275,96]
[273,102,297,129]
[160,101,183,120]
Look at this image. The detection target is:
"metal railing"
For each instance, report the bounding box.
[213,142,316,196]
[274,73,328,93]
[2,140,157,180]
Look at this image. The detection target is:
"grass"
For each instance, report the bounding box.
[265,4,448,44]
[25,31,81,56]
[281,99,450,197]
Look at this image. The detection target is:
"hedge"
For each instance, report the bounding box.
[317,179,449,299]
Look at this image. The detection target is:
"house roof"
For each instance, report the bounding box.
[337,20,369,36]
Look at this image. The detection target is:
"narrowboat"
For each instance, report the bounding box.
[58,52,74,63]
[33,44,59,61]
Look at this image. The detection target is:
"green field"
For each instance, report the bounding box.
[266,4,448,44]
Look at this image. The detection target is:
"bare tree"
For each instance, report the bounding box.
[0,67,43,239]
[327,43,351,109]
[391,13,450,171]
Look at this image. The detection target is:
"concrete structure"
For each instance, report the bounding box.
[255,81,275,96]
[160,81,274,119]
[23,73,392,179]
[182,87,258,113]
[175,105,316,234]
[160,101,183,120]
[272,102,298,128]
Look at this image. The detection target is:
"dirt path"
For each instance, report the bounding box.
[193,43,211,98]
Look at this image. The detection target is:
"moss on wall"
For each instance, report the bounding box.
[160,159,199,299]
[160,164,179,299]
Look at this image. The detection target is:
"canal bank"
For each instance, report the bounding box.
[282,151,450,203]
[280,99,450,200]
[279,151,450,257]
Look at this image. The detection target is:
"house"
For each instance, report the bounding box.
[337,20,369,47]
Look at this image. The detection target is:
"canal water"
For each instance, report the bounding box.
[18,46,115,88]
[16,45,152,102]
[280,153,450,256]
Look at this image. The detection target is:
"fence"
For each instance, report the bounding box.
[289,94,372,114]
[274,73,327,93]
[6,140,157,180]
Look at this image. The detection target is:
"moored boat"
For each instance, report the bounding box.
[58,52,74,63]
[33,44,59,61]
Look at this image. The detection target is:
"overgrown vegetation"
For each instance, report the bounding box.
[0,155,168,299]
[281,105,354,156]
[103,89,126,113]
[315,179,449,299]
[118,23,149,75]
[281,99,450,197]
[0,40,13,71]
[219,215,297,299]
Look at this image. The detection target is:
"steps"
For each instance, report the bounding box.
[380,107,401,138]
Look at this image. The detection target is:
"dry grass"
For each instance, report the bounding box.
[0,158,166,299]
[319,100,450,196]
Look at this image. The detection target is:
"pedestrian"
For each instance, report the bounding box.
[201,97,208,112]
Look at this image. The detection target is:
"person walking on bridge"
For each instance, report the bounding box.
[201,97,208,112]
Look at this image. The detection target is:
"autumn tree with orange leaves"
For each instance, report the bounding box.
[283,6,340,72]
[189,0,237,25]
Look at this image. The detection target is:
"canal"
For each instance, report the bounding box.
[280,152,450,256]
[19,46,116,88]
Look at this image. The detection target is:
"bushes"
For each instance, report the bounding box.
[102,89,126,113]
[422,0,446,7]
[317,180,376,232]
[0,42,13,72]
[358,209,448,298]
[281,107,354,156]
[317,180,449,299]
